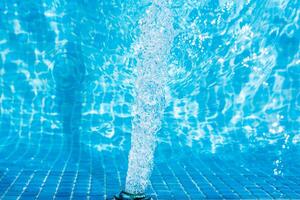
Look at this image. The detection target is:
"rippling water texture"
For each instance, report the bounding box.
[0,0,299,184]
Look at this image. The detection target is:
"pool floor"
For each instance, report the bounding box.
[0,144,299,200]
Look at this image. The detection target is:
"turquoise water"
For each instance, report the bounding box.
[0,0,300,199]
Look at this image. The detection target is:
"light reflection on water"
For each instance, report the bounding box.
[0,0,299,176]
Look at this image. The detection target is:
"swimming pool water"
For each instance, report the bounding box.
[0,0,299,199]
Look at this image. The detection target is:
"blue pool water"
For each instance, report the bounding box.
[0,0,300,199]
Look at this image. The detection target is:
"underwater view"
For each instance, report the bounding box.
[0,0,299,199]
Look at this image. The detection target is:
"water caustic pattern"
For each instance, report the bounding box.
[0,0,299,199]
[0,0,134,161]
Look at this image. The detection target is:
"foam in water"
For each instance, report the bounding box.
[125,0,174,194]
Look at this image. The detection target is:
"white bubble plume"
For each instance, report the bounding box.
[125,0,175,194]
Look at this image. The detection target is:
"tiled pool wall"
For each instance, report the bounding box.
[0,146,300,199]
